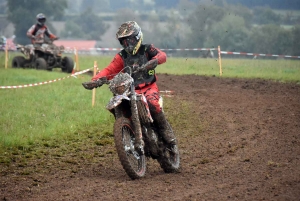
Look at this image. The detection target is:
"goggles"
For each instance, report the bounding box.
[38,18,46,23]
[120,36,137,49]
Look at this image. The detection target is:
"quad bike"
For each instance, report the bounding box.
[82,67,180,180]
[11,39,74,73]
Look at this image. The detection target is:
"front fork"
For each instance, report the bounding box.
[130,85,144,154]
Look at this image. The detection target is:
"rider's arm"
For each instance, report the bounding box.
[27,25,36,38]
[27,25,38,44]
[44,26,57,39]
[146,44,166,64]
[92,54,124,81]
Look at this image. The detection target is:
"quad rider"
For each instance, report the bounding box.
[27,13,58,45]
[83,21,177,149]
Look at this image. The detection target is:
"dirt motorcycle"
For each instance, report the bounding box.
[82,67,180,179]
[11,39,74,73]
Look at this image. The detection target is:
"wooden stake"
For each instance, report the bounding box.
[92,61,97,107]
[5,41,8,69]
[218,46,223,76]
[74,47,80,72]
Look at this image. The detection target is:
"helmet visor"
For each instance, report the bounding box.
[120,36,138,53]
[38,18,46,23]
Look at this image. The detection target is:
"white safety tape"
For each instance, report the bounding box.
[0,68,92,89]
[161,48,216,51]
[159,90,175,94]
[162,95,174,97]
[62,46,300,59]
[220,51,300,59]
[159,90,175,97]
[63,47,216,52]
[1,67,177,96]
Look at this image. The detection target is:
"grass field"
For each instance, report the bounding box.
[0,52,300,155]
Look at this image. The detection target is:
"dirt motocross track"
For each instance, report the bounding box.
[1,74,300,201]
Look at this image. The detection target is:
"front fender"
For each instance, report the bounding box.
[106,94,130,110]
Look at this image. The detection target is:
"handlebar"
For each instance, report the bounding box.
[82,65,143,90]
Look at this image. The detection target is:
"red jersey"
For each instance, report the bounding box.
[92,44,166,83]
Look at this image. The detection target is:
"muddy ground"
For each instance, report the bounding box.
[1,74,300,201]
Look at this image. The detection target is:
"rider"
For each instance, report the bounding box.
[27,13,58,45]
[83,21,177,148]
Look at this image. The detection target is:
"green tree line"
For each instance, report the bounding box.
[5,0,300,57]
[160,3,300,57]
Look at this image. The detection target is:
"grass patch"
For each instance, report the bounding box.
[0,55,115,157]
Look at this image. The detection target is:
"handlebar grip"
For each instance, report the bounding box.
[82,81,101,90]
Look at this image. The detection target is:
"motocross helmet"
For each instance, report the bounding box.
[116,21,143,55]
[36,13,46,26]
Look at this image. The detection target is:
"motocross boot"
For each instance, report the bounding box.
[152,111,177,146]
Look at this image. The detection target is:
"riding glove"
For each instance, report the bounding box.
[82,77,107,90]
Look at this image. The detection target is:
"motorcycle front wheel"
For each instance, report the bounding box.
[113,117,146,180]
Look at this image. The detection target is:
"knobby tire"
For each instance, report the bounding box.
[113,117,146,180]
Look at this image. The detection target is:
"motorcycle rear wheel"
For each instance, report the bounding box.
[157,123,180,173]
[113,117,146,180]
